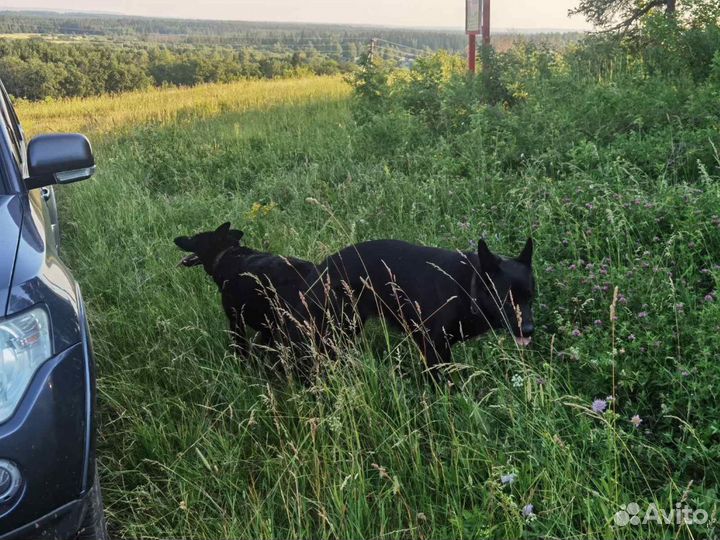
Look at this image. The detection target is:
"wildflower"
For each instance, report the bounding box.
[536,376,546,386]
[458,220,470,231]
[522,504,535,518]
[618,294,628,304]
[594,320,603,327]
[501,473,517,485]
[627,334,636,342]
[637,311,648,319]
[511,374,524,388]
[630,415,642,428]
[705,294,715,302]
[681,370,690,377]
[606,395,614,403]
[571,328,582,337]
[569,264,577,271]
[591,399,607,414]
[371,463,390,481]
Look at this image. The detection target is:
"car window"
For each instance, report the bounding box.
[0,160,7,194]
[0,83,22,169]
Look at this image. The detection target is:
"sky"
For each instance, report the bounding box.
[0,0,592,31]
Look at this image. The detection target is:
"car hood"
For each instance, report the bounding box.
[0,195,22,315]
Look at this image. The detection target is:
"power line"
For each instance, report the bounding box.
[376,47,419,59]
[374,38,427,54]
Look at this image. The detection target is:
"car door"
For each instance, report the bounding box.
[0,81,61,253]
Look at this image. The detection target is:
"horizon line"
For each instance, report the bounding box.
[0,7,592,34]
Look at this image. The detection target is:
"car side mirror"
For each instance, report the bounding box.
[25,133,95,190]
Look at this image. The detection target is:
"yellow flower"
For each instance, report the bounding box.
[246,201,277,220]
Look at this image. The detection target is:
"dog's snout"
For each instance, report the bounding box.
[521,322,535,336]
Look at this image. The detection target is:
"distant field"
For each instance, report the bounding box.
[17,75,350,137]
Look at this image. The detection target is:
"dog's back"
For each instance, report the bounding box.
[214,247,323,336]
[322,240,478,336]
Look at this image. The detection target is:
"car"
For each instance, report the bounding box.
[0,80,108,539]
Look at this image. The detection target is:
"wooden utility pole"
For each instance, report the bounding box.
[468,33,477,73]
[482,0,491,45]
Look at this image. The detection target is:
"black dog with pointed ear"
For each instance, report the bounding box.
[175,222,244,270]
[321,235,536,378]
[174,223,325,380]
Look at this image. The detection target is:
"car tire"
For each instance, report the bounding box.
[76,466,109,540]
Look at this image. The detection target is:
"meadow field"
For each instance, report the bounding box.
[17,38,720,540]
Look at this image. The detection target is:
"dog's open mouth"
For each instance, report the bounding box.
[514,336,532,347]
[179,254,202,267]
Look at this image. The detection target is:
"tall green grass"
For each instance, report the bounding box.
[17,63,720,539]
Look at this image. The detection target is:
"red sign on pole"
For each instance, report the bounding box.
[466,0,482,34]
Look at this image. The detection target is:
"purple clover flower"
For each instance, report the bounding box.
[592,399,608,414]
[572,328,582,337]
[637,311,648,319]
[501,474,517,485]
[522,504,535,518]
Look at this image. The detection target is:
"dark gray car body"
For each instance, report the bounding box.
[0,83,99,539]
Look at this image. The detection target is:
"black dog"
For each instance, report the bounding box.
[174,223,325,371]
[321,237,536,374]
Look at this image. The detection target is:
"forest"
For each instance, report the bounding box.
[0,11,583,101]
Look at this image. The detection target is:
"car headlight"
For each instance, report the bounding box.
[0,308,52,424]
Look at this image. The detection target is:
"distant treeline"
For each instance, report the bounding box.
[0,39,352,100]
[0,11,585,101]
[0,11,584,53]
[0,11,469,51]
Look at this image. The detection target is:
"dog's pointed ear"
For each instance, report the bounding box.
[215,222,231,235]
[174,236,196,253]
[229,229,244,243]
[517,238,534,267]
[477,239,500,273]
